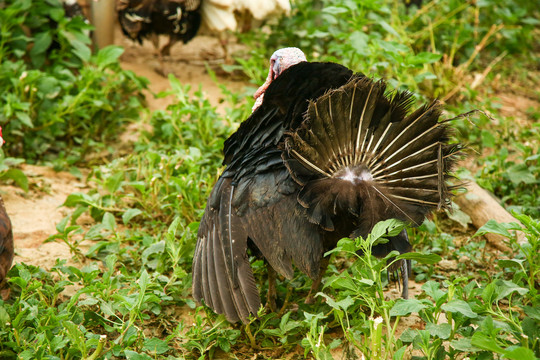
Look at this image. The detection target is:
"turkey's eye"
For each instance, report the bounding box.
[270,59,277,80]
[272,58,281,80]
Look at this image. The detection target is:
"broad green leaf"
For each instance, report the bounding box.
[124,350,153,360]
[422,281,446,302]
[506,163,537,185]
[326,276,357,292]
[397,252,441,264]
[441,300,477,318]
[143,338,170,355]
[350,31,368,51]
[78,297,99,306]
[0,305,10,324]
[523,306,540,321]
[0,168,29,191]
[55,215,69,233]
[15,111,34,128]
[369,219,406,243]
[482,281,496,303]
[390,299,427,316]
[318,293,354,311]
[102,212,116,231]
[481,129,496,148]
[426,323,452,339]
[522,317,539,342]
[450,337,482,352]
[379,20,399,37]
[142,241,165,265]
[63,193,86,207]
[494,280,528,301]
[19,350,34,360]
[71,39,91,62]
[474,220,519,239]
[95,46,124,69]
[166,216,181,242]
[138,269,149,291]
[399,328,419,342]
[471,332,504,353]
[410,52,442,65]
[445,202,472,228]
[105,171,124,193]
[100,302,115,317]
[30,31,52,56]
[323,6,348,14]
[122,208,142,225]
[393,346,407,360]
[498,258,525,269]
[503,347,536,360]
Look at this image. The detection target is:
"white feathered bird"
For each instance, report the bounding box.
[201,0,291,32]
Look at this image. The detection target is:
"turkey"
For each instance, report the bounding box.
[62,0,87,20]
[117,0,201,57]
[200,0,291,61]
[0,127,14,286]
[201,0,290,33]
[192,48,461,323]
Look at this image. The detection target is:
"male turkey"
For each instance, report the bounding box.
[192,48,460,323]
[117,0,201,57]
[0,127,14,285]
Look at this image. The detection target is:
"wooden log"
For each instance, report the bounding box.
[454,181,525,253]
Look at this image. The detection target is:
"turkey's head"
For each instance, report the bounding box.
[252,47,307,112]
[0,127,4,148]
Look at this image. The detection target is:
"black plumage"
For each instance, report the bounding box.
[192,59,460,323]
[62,0,87,20]
[117,0,201,56]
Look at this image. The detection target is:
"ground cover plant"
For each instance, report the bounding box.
[0,0,147,169]
[0,0,538,359]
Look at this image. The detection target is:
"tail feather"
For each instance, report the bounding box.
[284,76,460,231]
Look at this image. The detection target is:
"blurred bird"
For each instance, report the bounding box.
[0,127,14,288]
[200,0,291,61]
[62,0,88,20]
[201,0,290,33]
[192,48,461,323]
[117,0,201,57]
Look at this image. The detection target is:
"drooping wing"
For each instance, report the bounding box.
[192,176,260,322]
[192,161,328,322]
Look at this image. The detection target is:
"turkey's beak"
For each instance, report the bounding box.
[0,136,4,148]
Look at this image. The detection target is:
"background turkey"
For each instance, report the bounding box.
[200,0,291,61]
[192,48,461,323]
[63,0,88,19]
[0,127,14,288]
[117,0,202,58]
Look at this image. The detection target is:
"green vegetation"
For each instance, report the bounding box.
[0,0,538,359]
[0,0,147,169]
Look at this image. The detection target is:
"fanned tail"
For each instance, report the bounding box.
[283,76,461,234]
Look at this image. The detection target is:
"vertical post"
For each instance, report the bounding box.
[90,0,116,50]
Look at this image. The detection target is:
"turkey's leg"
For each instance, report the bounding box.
[160,37,177,57]
[305,256,330,304]
[266,264,277,312]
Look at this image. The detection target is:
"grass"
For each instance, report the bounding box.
[0,0,539,359]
